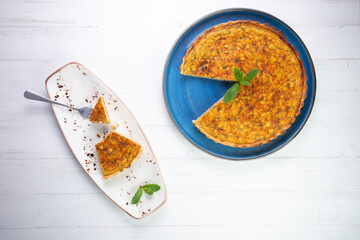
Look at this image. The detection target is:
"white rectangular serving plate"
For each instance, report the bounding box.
[45,62,166,219]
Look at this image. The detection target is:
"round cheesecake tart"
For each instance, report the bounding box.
[180,20,307,148]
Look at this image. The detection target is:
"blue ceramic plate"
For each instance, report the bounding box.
[163,9,316,160]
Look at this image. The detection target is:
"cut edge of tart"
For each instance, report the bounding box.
[95,132,142,179]
[89,96,111,124]
[182,20,307,148]
[192,87,307,148]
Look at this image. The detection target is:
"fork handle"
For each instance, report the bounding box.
[24,91,77,110]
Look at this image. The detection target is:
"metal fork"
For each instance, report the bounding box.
[24,90,93,119]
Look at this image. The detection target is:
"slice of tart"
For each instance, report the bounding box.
[181,20,307,148]
[95,132,142,179]
[89,97,110,124]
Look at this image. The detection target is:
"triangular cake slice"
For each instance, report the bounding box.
[95,132,142,179]
[89,97,110,124]
[181,20,307,148]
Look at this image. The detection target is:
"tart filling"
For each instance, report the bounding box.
[89,97,110,124]
[95,132,142,179]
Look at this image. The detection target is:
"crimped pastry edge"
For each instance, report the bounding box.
[187,20,308,148]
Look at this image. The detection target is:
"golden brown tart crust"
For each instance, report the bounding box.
[95,132,142,179]
[181,20,307,148]
[89,97,110,124]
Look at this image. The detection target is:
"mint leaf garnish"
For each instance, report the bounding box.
[141,184,161,195]
[223,82,241,103]
[131,184,161,204]
[131,188,143,204]
[239,80,251,86]
[223,68,260,103]
[242,69,259,82]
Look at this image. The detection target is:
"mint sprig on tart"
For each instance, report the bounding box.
[223,68,259,103]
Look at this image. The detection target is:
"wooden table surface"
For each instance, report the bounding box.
[0,0,359,239]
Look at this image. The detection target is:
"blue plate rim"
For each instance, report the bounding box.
[162,8,317,160]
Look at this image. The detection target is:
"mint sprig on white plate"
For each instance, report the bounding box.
[131,184,161,204]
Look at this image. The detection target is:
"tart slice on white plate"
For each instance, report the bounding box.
[89,96,111,124]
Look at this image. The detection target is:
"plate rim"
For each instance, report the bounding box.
[46,62,167,219]
[162,8,317,160]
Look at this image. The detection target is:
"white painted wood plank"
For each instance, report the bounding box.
[1,89,358,128]
[1,191,359,228]
[1,157,360,195]
[0,1,359,63]
[1,122,359,160]
[1,59,360,129]
[0,226,359,240]
[0,0,358,28]
[0,25,358,63]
